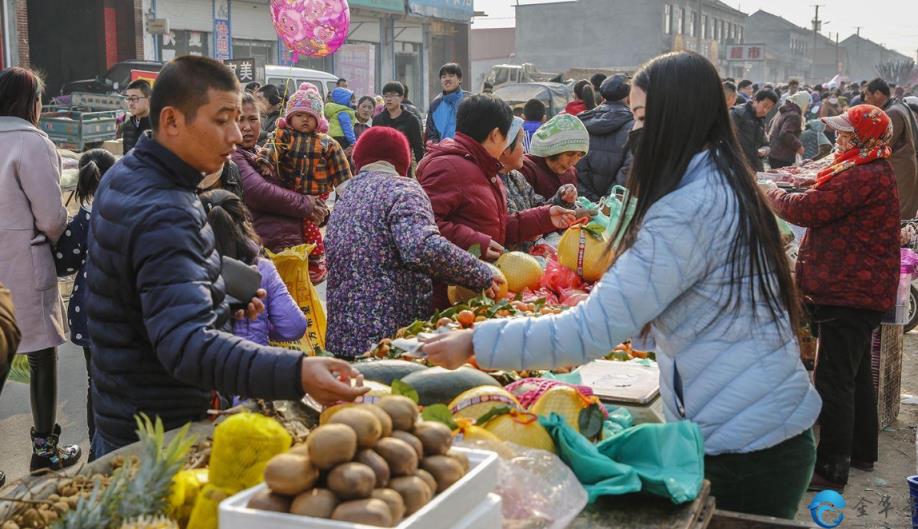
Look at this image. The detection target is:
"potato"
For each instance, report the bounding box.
[447,449,470,473]
[306,424,358,470]
[371,488,406,524]
[290,488,339,518]
[329,407,383,448]
[355,448,390,488]
[389,476,433,515]
[357,404,392,438]
[331,498,392,527]
[374,437,418,477]
[376,396,418,431]
[414,469,437,495]
[421,455,465,493]
[263,453,319,496]
[390,431,423,459]
[414,421,453,456]
[327,462,377,500]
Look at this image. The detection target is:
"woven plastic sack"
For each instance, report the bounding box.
[266,244,326,352]
[456,438,587,529]
[505,377,597,409]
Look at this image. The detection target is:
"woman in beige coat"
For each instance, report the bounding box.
[0,67,81,472]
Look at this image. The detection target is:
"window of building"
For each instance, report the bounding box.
[712,18,718,40]
[664,4,672,34]
[702,15,708,39]
[719,20,725,41]
[232,39,277,82]
[737,26,743,43]
[729,23,735,40]
[688,11,694,37]
[676,7,684,34]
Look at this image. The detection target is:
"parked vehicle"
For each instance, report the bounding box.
[264,65,338,100]
[62,60,163,95]
[492,82,571,118]
[482,63,636,93]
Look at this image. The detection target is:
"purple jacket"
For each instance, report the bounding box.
[233,147,315,253]
[233,258,307,345]
[326,163,494,358]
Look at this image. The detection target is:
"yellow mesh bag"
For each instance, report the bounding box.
[266,243,327,352]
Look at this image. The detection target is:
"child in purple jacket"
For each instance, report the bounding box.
[199,189,307,346]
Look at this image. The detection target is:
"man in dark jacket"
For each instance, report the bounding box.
[576,75,634,201]
[731,89,778,171]
[122,79,152,153]
[865,78,918,218]
[85,56,365,455]
[425,63,470,143]
[374,82,425,163]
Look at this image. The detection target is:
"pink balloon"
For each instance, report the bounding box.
[271,0,350,60]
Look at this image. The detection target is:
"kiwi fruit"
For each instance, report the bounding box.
[390,431,423,459]
[263,453,319,496]
[327,462,377,500]
[289,488,338,518]
[421,455,466,493]
[389,476,433,515]
[359,404,393,437]
[355,448,390,488]
[414,469,437,494]
[306,424,358,470]
[331,498,393,526]
[447,449,470,473]
[376,396,419,431]
[413,421,453,456]
[374,437,418,477]
[288,443,310,457]
[246,489,292,512]
[371,488,406,524]
[329,407,383,448]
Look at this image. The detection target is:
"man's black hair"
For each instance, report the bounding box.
[738,79,753,90]
[439,63,463,79]
[382,81,405,96]
[337,78,347,86]
[244,81,261,93]
[590,73,607,91]
[723,81,736,93]
[457,94,513,143]
[150,56,239,132]
[754,89,779,105]
[523,98,545,122]
[789,79,800,86]
[867,78,891,97]
[257,84,282,106]
[127,79,152,97]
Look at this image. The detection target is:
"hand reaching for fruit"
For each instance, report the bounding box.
[484,274,506,300]
[301,357,370,406]
[558,184,578,204]
[549,206,578,229]
[420,329,475,370]
[483,239,505,261]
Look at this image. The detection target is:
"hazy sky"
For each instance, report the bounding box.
[472,0,918,58]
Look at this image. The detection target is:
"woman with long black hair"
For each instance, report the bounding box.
[423,52,821,519]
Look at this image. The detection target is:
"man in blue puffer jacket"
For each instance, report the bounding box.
[85,56,366,455]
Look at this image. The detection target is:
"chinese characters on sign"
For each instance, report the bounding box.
[213,0,231,61]
[225,58,257,84]
[725,44,765,62]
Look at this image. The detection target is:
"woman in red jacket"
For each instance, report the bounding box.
[765,104,900,491]
[417,95,576,308]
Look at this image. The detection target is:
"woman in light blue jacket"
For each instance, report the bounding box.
[423,52,821,519]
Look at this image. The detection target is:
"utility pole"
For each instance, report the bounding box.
[811,5,823,83]
[697,0,703,54]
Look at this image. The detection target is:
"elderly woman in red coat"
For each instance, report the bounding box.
[765,104,900,491]
[417,95,575,308]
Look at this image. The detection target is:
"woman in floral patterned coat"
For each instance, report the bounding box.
[326,127,502,358]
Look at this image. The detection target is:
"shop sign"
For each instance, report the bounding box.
[408,0,473,22]
[725,44,765,62]
[349,0,405,14]
[225,58,257,84]
[213,0,231,61]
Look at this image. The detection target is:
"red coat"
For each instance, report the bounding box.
[767,159,900,312]
[520,154,577,200]
[417,133,555,306]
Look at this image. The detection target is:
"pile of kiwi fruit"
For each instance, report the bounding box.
[247,396,470,527]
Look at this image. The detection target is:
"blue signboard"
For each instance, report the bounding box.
[407,0,473,22]
[213,0,232,60]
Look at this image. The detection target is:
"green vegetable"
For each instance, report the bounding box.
[391,379,420,404]
[421,404,458,430]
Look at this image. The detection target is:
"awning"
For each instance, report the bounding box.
[407,0,473,22]
[350,0,405,15]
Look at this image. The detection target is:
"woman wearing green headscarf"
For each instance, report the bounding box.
[519,113,590,207]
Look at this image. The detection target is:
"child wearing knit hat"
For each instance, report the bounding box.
[257,82,352,284]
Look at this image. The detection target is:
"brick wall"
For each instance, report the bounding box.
[15,0,27,66]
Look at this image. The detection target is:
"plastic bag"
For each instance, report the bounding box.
[266,244,326,351]
[540,257,583,293]
[456,439,587,529]
[540,413,704,504]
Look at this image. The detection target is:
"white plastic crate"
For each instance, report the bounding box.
[219,447,498,529]
[451,493,501,529]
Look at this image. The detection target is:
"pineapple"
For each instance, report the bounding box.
[118,515,179,529]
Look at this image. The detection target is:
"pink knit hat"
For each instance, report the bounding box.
[277,82,329,132]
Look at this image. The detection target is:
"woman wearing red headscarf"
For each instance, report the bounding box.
[764,104,900,491]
